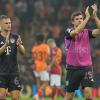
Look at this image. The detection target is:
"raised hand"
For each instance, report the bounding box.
[5,32,10,45]
[91,4,97,18]
[85,6,90,19]
[16,36,23,46]
[16,35,25,55]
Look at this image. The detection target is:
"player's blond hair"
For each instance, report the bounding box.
[47,39,55,44]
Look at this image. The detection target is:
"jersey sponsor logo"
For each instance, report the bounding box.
[69,46,89,54]
[5,46,11,55]
[10,38,15,43]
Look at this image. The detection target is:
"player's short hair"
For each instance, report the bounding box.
[47,38,56,44]
[36,34,44,44]
[0,15,10,20]
[71,11,84,21]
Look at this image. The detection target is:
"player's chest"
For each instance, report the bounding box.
[0,37,17,46]
[0,37,17,55]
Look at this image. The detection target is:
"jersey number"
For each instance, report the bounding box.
[33,51,46,61]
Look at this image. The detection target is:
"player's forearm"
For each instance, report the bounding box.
[94,49,100,56]
[0,43,7,54]
[49,57,56,68]
[18,44,25,55]
[70,17,89,37]
[94,15,100,29]
[92,29,100,37]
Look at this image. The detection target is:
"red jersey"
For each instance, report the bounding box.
[50,47,62,74]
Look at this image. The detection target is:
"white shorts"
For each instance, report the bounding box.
[50,74,61,86]
[34,70,49,81]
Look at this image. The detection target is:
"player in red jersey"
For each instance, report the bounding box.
[47,39,65,100]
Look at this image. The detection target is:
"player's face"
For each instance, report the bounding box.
[1,18,11,32]
[48,42,56,49]
[47,42,53,49]
[72,15,83,27]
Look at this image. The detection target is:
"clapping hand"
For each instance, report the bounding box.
[5,32,10,45]
[16,36,22,46]
[85,6,90,19]
[91,4,97,18]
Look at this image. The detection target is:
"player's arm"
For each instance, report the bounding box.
[92,4,100,28]
[47,47,56,69]
[94,49,100,56]
[92,29,100,37]
[17,36,25,55]
[18,44,25,55]
[91,4,100,37]
[48,49,62,69]
[47,55,57,72]
[0,42,8,54]
[70,7,90,37]
[0,32,10,54]
[48,55,57,68]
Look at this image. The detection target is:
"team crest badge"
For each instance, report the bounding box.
[10,38,15,43]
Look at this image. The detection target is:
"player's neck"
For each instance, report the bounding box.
[1,30,10,37]
[74,25,77,29]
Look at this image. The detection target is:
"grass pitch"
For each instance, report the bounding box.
[6,97,100,100]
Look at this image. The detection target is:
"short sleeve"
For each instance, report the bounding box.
[65,28,73,40]
[88,30,95,39]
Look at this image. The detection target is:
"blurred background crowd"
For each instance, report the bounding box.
[0,0,100,89]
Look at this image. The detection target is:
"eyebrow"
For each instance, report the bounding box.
[5,22,11,24]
